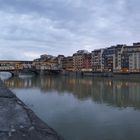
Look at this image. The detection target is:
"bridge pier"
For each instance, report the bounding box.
[11,71,20,77]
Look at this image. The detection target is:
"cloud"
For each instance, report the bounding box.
[0,0,140,60]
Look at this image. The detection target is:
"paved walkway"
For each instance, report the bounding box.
[0,80,64,140]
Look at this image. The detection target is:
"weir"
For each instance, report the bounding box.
[0,79,64,140]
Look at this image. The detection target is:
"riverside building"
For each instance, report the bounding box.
[62,56,74,71]
[32,42,140,74]
[91,43,140,73]
[91,49,104,72]
[73,50,92,72]
[122,43,140,72]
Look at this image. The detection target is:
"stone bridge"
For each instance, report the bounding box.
[0,60,61,77]
[0,68,61,77]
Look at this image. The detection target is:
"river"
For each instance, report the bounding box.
[2,74,140,140]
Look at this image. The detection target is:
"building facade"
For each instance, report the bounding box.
[129,52,140,72]
[82,53,92,71]
[73,50,92,71]
[102,46,116,72]
[62,56,74,71]
[121,43,140,72]
[92,49,104,72]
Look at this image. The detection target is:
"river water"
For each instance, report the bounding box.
[3,74,140,140]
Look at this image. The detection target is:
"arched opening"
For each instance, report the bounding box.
[0,72,12,80]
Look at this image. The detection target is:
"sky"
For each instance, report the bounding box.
[0,0,140,60]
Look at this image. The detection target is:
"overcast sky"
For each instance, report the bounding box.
[0,0,140,60]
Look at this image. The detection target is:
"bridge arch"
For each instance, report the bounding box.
[0,71,19,77]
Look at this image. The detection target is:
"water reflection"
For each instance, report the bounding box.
[4,76,140,109]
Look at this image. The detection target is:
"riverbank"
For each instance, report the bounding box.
[0,79,64,140]
[61,71,140,78]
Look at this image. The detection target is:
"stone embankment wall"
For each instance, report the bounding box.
[0,80,64,140]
